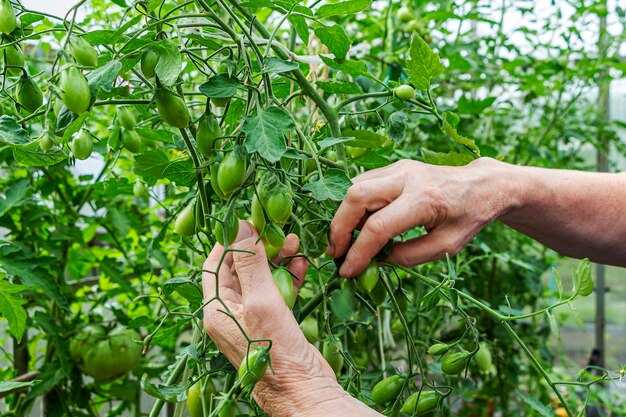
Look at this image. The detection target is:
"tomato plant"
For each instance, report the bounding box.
[0,1,623,416]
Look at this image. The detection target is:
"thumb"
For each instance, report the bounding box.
[231,234,274,304]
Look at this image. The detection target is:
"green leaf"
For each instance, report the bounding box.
[547,310,560,340]
[573,258,593,297]
[19,13,45,26]
[552,267,563,298]
[317,136,355,151]
[330,288,354,321]
[406,32,444,91]
[0,180,30,217]
[314,25,351,59]
[289,15,310,44]
[134,150,171,183]
[340,129,386,148]
[141,375,186,402]
[163,277,203,308]
[421,149,474,166]
[354,151,390,169]
[0,116,30,145]
[198,74,240,99]
[316,80,362,94]
[13,142,66,167]
[87,60,122,95]
[61,112,89,143]
[386,111,407,142]
[243,106,294,162]
[262,57,299,74]
[458,96,496,115]
[0,279,27,342]
[163,160,196,187]
[320,56,368,77]
[441,112,480,156]
[303,168,351,201]
[318,0,372,18]
[147,40,182,86]
[0,258,69,310]
[516,389,555,417]
[0,380,39,394]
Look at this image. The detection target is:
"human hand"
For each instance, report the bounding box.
[328,158,512,277]
[202,221,375,417]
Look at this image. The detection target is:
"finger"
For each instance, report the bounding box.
[387,229,462,267]
[350,163,396,184]
[288,256,308,292]
[202,243,226,302]
[339,197,430,277]
[272,233,300,264]
[231,237,278,305]
[328,178,403,258]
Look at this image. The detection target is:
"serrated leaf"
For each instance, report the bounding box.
[13,142,66,167]
[406,33,444,91]
[340,129,386,148]
[547,310,560,340]
[354,151,390,169]
[573,258,593,297]
[421,149,474,166]
[0,380,39,394]
[163,159,196,187]
[316,80,362,94]
[134,150,171,183]
[146,40,182,86]
[330,288,354,320]
[243,106,294,162]
[0,279,27,342]
[318,0,371,18]
[516,389,555,417]
[198,74,240,98]
[141,375,186,402]
[0,180,29,217]
[289,15,309,44]
[317,136,355,151]
[386,111,407,142]
[441,112,480,156]
[314,24,351,59]
[303,168,351,201]
[320,56,368,77]
[262,57,299,74]
[0,258,69,310]
[162,277,203,307]
[0,116,30,145]
[87,60,122,95]
[552,267,563,298]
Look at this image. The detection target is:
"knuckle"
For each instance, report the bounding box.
[346,183,367,203]
[364,215,386,237]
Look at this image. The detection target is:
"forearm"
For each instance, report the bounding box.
[492,159,626,266]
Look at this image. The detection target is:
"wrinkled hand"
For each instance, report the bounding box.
[202,221,342,417]
[328,158,509,277]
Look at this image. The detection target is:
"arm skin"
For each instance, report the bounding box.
[328,157,626,278]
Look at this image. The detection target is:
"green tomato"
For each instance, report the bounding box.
[441,351,470,375]
[196,113,222,158]
[475,342,493,373]
[264,222,285,249]
[140,50,158,78]
[371,375,405,405]
[81,327,142,382]
[209,156,227,200]
[394,85,416,100]
[133,181,149,200]
[427,342,451,356]
[186,378,217,417]
[156,89,190,128]
[213,214,239,246]
[357,260,379,293]
[174,201,196,236]
[0,0,17,34]
[211,96,232,107]
[397,6,414,23]
[272,267,296,309]
[59,66,91,114]
[369,279,387,306]
[16,75,43,113]
[4,44,24,76]
[263,239,281,260]
[250,194,265,233]
[300,317,319,343]
[122,129,141,153]
[117,107,137,130]
[217,150,246,195]
[265,192,293,225]
[71,130,94,160]
[69,36,98,67]
[346,145,367,159]
[401,390,440,415]
[218,400,237,417]
[69,325,107,370]
[39,132,54,152]
[322,341,343,377]
[238,347,270,388]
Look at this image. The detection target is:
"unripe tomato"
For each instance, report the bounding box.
[369,279,387,306]
[0,0,17,35]
[264,222,285,248]
[357,260,379,293]
[346,145,366,159]
[213,214,239,246]
[71,130,94,160]
[81,326,142,382]
[155,89,190,128]
[300,317,319,343]
[272,268,295,309]
[211,96,232,107]
[427,342,450,356]
[133,181,149,200]
[475,342,493,373]
[371,375,404,405]
[39,132,54,152]
[117,107,137,130]
[218,400,237,417]
[322,341,343,377]
[4,44,24,76]
[263,239,280,260]
[69,36,98,67]
[122,129,141,153]
[217,150,246,195]
[59,66,91,114]
[265,192,293,225]
[140,50,158,78]
[441,351,470,375]
[238,347,270,388]
[196,113,222,158]
[397,6,414,23]
[186,378,217,417]
[401,390,440,415]
[209,157,226,200]
[250,195,265,233]
[174,201,196,236]
[394,85,416,100]
[16,75,43,113]
[69,325,106,370]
